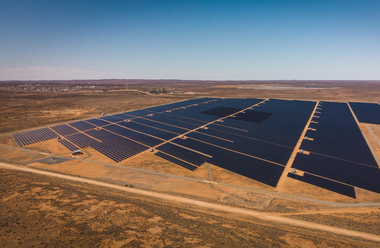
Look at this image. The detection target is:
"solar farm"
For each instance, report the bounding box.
[12,97,380,199]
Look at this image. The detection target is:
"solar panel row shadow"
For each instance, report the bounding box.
[215,98,263,109]
[157,143,209,166]
[350,102,380,125]
[155,152,198,171]
[13,127,57,146]
[201,106,243,118]
[232,110,273,123]
[105,123,165,146]
[172,138,284,187]
[287,172,356,198]
[293,153,380,194]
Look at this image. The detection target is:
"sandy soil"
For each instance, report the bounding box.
[1,165,380,247]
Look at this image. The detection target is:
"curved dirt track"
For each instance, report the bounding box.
[1,162,380,243]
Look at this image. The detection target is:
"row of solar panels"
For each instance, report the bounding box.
[13,97,380,196]
[349,102,380,125]
[291,101,380,198]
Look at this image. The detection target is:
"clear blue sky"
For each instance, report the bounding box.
[1,0,379,80]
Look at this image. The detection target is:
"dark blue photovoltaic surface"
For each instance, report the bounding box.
[144,115,197,130]
[13,97,380,194]
[201,106,242,118]
[51,124,78,136]
[301,139,377,166]
[132,118,187,134]
[293,101,380,194]
[118,121,177,141]
[187,131,292,165]
[172,137,284,187]
[144,98,215,112]
[85,129,148,162]
[122,110,152,117]
[300,102,378,167]
[13,127,57,146]
[165,111,217,123]
[12,98,215,163]
[69,121,95,131]
[350,102,380,125]
[58,139,79,152]
[102,124,163,147]
[157,143,209,166]
[86,118,111,127]
[232,110,273,123]
[287,172,356,198]
[155,152,198,171]
[65,132,98,149]
[111,113,133,120]
[100,115,125,123]
[293,153,380,194]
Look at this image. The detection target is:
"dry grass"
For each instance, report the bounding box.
[1,168,377,248]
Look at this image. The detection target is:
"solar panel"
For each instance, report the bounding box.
[11,97,380,195]
[287,172,356,198]
[293,153,380,194]
[232,110,273,123]
[13,127,57,146]
[157,143,209,166]
[299,102,378,167]
[100,115,125,123]
[201,106,242,118]
[350,102,380,125]
[172,137,285,187]
[102,124,163,147]
[51,124,78,136]
[68,121,96,131]
[155,152,198,171]
[58,139,79,152]
[86,118,110,127]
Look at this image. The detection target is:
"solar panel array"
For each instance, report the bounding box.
[287,172,356,198]
[155,152,198,171]
[292,102,380,194]
[12,97,380,195]
[13,127,57,146]
[58,139,79,152]
[349,102,380,125]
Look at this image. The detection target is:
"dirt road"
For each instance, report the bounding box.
[1,161,380,243]
[2,143,380,208]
